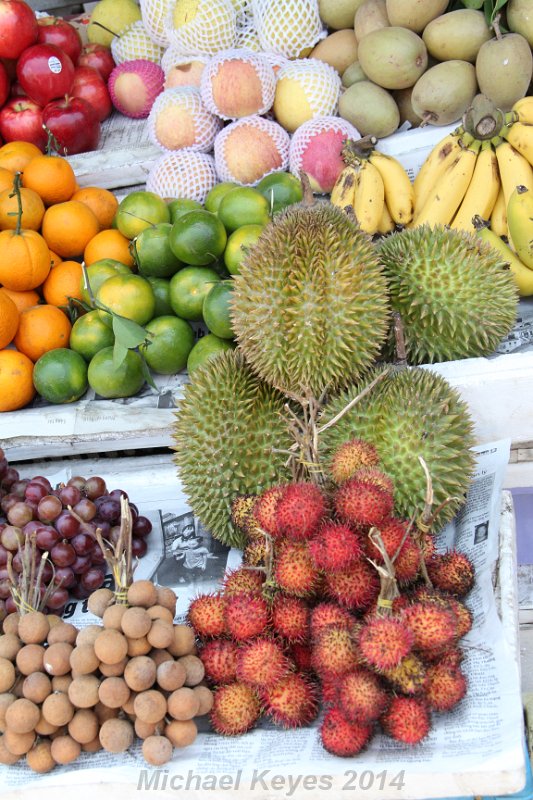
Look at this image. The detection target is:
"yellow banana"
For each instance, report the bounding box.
[412,140,481,228]
[490,185,508,237]
[413,131,464,216]
[511,96,533,126]
[376,200,395,235]
[474,216,533,297]
[507,185,533,269]
[330,165,357,209]
[368,150,414,226]
[502,121,533,170]
[450,142,500,233]
[495,140,533,208]
[352,159,385,235]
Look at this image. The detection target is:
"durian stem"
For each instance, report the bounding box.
[317,368,392,435]
[282,392,327,485]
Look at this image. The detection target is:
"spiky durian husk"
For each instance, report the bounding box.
[230,202,390,395]
[319,366,475,529]
[377,224,518,364]
[173,350,293,548]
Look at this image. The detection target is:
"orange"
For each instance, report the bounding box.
[0,287,40,314]
[21,154,77,206]
[84,228,134,267]
[0,167,15,193]
[0,142,41,174]
[41,200,100,259]
[0,229,51,291]
[42,260,84,307]
[14,304,72,363]
[96,273,155,325]
[0,185,45,231]
[0,289,19,348]
[71,186,119,230]
[0,349,35,412]
[48,250,63,269]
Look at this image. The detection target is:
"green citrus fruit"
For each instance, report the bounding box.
[33,348,88,404]
[169,210,227,266]
[134,223,184,278]
[187,333,235,374]
[256,171,303,214]
[167,198,202,224]
[204,181,239,214]
[88,346,145,399]
[147,277,173,317]
[217,187,271,232]
[80,259,131,305]
[96,274,156,325]
[140,315,195,374]
[202,281,234,340]
[223,224,265,275]
[115,190,170,239]
[169,266,220,321]
[70,310,115,362]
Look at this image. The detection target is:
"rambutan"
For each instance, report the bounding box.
[447,599,473,639]
[309,521,362,572]
[271,593,310,642]
[427,550,475,598]
[223,566,264,597]
[334,479,394,529]
[253,484,286,538]
[352,466,395,496]
[243,538,268,566]
[311,626,357,676]
[402,601,457,658]
[337,668,389,724]
[199,638,239,685]
[435,648,464,671]
[358,614,414,671]
[309,603,353,638]
[324,559,380,611]
[381,695,431,745]
[275,482,328,540]
[224,592,269,641]
[367,517,421,583]
[210,681,262,735]
[274,539,319,597]
[320,707,373,757]
[329,438,380,484]
[236,637,292,689]
[231,493,257,534]
[290,642,313,673]
[261,672,318,728]
[383,653,427,695]
[187,592,226,637]
[409,588,472,643]
[424,663,467,712]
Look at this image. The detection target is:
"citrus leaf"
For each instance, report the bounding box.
[461,0,484,8]
[112,316,149,349]
[112,341,128,370]
[139,353,157,390]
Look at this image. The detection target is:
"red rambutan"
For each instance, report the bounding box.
[435,648,464,671]
[253,484,287,538]
[447,599,473,639]
[309,603,352,638]
[199,638,239,685]
[187,592,226,637]
[352,466,395,496]
[324,559,380,611]
[236,637,293,689]
[427,550,475,598]
[274,539,320,597]
[424,663,467,712]
[337,668,389,724]
[290,642,313,673]
[275,482,328,540]
[329,438,380,484]
[210,681,262,735]
[367,517,421,583]
[381,695,431,745]
[311,626,357,676]
[320,707,373,757]
[223,566,265,597]
[334,479,394,529]
[261,672,318,728]
[309,521,362,573]
[358,614,414,671]
[271,593,310,642]
[402,601,457,658]
[383,653,428,695]
[224,592,269,641]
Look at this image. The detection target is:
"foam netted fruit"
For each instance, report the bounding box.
[261,672,318,728]
[320,366,475,529]
[230,202,390,395]
[377,224,518,364]
[173,350,293,547]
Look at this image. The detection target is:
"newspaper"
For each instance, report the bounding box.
[0,440,525,798]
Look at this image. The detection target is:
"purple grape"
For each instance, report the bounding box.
[7,502,33,527]
[58,484,82,507]
[54,510,80,539]
[35,526,60,551]
[30,476,53,493]
[0,545,8,566]
[91,547,105,565]
[0,458,8,481]
[40,561,53,583]
[46,587,69,609]
[133,516,152,538]
[71,554,93,575]
[50,541,76,567]
[1,468,19,489]
[72,497,96,522]
[71,532,95,556]
[24,481,48,504]
[5,596,16,614]
[1,525,22,552]
[70,584,91,600]
[93,519,111,538]
[84,476,107,500]
[108,488,128,501]
[96,498,121,523]
[0,494,19,515]
[0,578,11,600]
[23,519,43,536]
[53,566,75,589]
[80,567,105,592]
[37,495,63,523]
[131,538,147,559]
[67,475,86,491]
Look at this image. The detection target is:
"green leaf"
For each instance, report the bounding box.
[140,355,158,391]
[112,316,150,349]
[461,0,484,9]
[493,0,509,16]
[113,341,128,370]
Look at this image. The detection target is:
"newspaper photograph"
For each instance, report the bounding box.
[0,439,525,798]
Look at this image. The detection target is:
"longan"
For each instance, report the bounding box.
[70,644,99,675]
[87,588,114,618]
[98,677,130,709]
[68,709,99,744]
[76,625,101,646]
[147,605,174,624]
[156,660,186,692]
[167,687,200,721]
[42,692,75,727]
[2,613,20,636]
[43,642,73,676]
[50,734,81,765]
[99,657,128,677]
[134,690,167,724]
[68,675,100,709]
[35,714,58,736]
[193,685,214,715]
[99,717,134,753]
[124,655,156,692]
[0,657,15,691]
[121,692,137,715]
[167,624,195,657]
[102,604,127,631]
[127,636,151,657]
[17,611,50,644]
[47,614,62,629]
[121,606,152,639]
[147,619,174,650]
[150,648,173,666]
[165,718,198,748]
[135,718,157,739]
[142,734,173,766]
[81,735,102,752]
[156,586,177,616]
[4,697,40,734]
[26,740,56,773]
[127,580,158,609]
[3,728,35,755]
[94,629,128,665]
[179,654,205,687]
[0,633,22,661]
[46,622,78,645]
[0,693,15,725]
[0,734,20,764]
[52,674,72,693]
[22,672,52,704]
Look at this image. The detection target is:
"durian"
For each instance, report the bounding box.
[230,201,390,396]
[173,349,293,547]
[377,224,518,364]
[319,366,476,528]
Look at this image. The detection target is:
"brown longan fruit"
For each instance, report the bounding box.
[147,605,174,625]
[193,685,214,716]
[43,642,73,676]
[46,622,78,645]
[68,675,100,709]
[69,644,99,675]
[150,648,173,667]
[0,657,15,691]
[135,718,157,739]
[127,580,158,609]
[52,674,72,693]
[133,690,167,724]
[81,735,102,753]
[2,613,20,636]
[5,697,40,733]
[22,672,52,704]
[0,693,15,725]
[0,734,20,764]
[99,717,134,753]
[126,636,151,657]
[50,734,81,765]
[167,624,195,657]
[26,739,56,773]
[142,734,173,766]
[0,633,22,661]
[76,625,101,647]
[156,660,186,692]
[17,611,50,645]
[3,728,35,755]
[121,607,152,639]
[98,677,130,709]
[99,657,128,677]
[47,614,61,629]
[87,588,114,619]
[124,655,156,692]
[167,687,200,721]
[102,604,127,631]
[156,586,177,616]
[68,709,99,744]
[179,654,205,687]
[94,629,128,665]
[42,692,75,727]
[121,692,137,715]
[147,619,174,650]
[35,714,58,736]
[164,718,198,748]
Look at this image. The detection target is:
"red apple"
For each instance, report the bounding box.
[77,43,115,82]
[0,0,39,60]
[0,96,46,150]
[71,65,112,122]
[0,60,9,108]
[16,43,75,107]
[37,16,82,66]
[42,95,100,155]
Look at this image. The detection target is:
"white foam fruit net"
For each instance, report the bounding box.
[276,58,341,116]
[111,20,165,64]
[147,86,223,153]
[162,55,209,90]
[165,0,237,56]
[251,0,326,58]
[200,48,276,120]
[140,0,174,47]
[235,19,261,51]
[289,115,361,191]
[146,150,218,203]
[214,114,290,186]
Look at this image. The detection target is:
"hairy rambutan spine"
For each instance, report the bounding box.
[187,592,227,637]
[320,707,373,757]
[275,482,328,540]
[210,681,262,735]
[358,615,414,671]
[381,695,431,745]
[261,672,318,728]
[236,637,293,689]
[329,438,380,484]
[308,521,362,572]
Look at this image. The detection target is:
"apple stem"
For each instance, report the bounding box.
[92,21,120,37]
[10,172,23,236]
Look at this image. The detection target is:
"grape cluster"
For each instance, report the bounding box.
[0,448,152,616]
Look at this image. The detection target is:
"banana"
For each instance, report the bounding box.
[490,185,508,238]
[475,216,533,297]
[507,185,533,270]
[450,142,500,233]
[495,139,533,207]
[413,131,464,216]
[511,96,533,126]
[330,164,357,209]
[502,121,533,170]
[368,150,414,225]
[412,140,481,228]
[352,159,385,235]
[376,200,395,235]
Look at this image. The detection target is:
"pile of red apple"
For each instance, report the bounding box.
[0,0,115,155]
